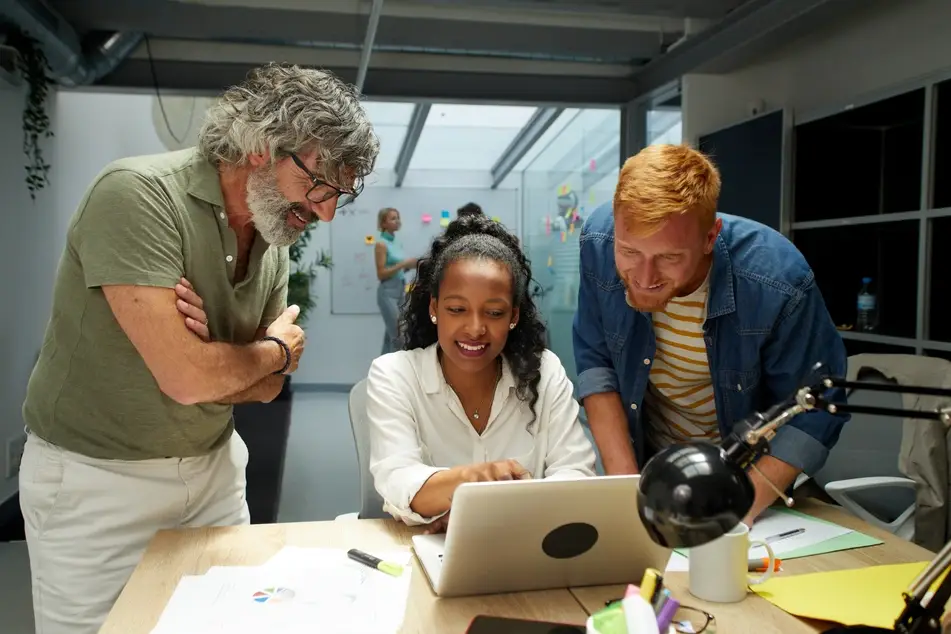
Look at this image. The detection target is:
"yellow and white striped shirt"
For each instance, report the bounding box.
[643,277,719,450]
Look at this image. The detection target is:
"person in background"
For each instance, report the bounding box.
[457,201,483,218]
[375,207,417,353]
[18,63,379,634]
[572,144,848,526]
[367,214,597,533]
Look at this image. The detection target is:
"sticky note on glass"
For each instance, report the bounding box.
[440,209,450,219]
[547,255,553,267]
[439,218,450,227]
[545,216,551,235]
[589,158,597,171]
[364,235,375,245]
[421,213,432,224]
[589,191,596,203]
[492,216,501,222]
[560,231,567,243]
[569,223,575,233]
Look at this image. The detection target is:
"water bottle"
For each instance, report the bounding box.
[856,277,877,332]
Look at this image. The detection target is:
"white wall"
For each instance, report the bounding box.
[0,84,57,504]
[682,0,951,141]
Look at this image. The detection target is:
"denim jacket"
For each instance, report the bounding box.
[572,204,849,476]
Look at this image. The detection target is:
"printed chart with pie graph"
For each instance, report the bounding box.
[251,587,297,604]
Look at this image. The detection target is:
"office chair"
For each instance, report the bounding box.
[335,379,388,521]
[797,362,916,540]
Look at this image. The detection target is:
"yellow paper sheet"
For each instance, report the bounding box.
[752,562,930,629]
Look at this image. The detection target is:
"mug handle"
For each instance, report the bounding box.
[747,540,776,585]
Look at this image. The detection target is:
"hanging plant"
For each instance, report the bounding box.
[6,28,54,200]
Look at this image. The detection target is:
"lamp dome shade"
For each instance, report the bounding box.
[637,442,756,548]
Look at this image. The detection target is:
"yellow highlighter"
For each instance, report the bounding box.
[639,568,661,603]
[347,548,404,577]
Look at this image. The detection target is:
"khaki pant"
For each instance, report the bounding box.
[19,431,251,634]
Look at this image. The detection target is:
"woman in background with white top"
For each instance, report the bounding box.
[375,207,416,353]
[366,214,596,531]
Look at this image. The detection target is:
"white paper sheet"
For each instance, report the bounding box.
[663,509,854,571]
[748,508,852,557]
[150,547,413,634]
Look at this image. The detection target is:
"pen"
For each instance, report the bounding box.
[346,548,404,577]
[764,528,805,544]
[748,557,782,572]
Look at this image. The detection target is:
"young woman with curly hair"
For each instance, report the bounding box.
[366,214,596,530]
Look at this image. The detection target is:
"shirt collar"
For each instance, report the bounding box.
[420,343,517,395]
[185,149,225,210]
[380,231,396,242]
[707,232,736,318]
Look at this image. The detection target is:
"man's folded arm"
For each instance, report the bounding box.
[103,285,285,405]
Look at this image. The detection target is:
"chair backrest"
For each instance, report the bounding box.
[811,357,914,521]
[348,379,388,519]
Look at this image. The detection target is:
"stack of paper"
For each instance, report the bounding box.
[665,508,883,572]
[150,547,413,634]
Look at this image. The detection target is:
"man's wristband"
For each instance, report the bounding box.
[262,335,291,375]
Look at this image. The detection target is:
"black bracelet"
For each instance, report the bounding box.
[262,335,291,375]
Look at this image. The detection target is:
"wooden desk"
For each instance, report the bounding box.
[569,499,936,633]
[99,518,588,634]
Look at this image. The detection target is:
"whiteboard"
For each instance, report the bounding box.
[330,186,520,314]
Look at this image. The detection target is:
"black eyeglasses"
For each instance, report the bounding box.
[289,153,363,209]
[603,599,715,633]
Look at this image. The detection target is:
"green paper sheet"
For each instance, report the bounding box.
[674,507,883,560]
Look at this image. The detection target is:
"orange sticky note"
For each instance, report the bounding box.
[364,235,375,245]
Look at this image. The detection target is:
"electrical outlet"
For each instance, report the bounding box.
[5,433,26,480]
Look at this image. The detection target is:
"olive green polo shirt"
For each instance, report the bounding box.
[22,148,289,460]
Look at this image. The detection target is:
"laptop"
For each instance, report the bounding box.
[411,475,671,597]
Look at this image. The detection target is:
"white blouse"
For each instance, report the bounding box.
[366,344,597,525]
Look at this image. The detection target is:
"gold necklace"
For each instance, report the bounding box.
[445,361,502,421]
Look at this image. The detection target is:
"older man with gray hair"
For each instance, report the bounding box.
[18,63,379,634]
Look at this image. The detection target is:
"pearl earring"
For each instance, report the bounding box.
[509,323,516,330]
[430,315,437,324]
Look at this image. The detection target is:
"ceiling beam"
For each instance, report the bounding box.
[128,38,634,79]
[489,107,564,189]
[167,0,685,32]
[60,0,673,61]
[355,0,384,92]
[393,103,430,187]
[97,59,636,105]
[628,0,873,100]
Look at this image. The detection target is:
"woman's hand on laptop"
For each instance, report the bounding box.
[460,460,531,483]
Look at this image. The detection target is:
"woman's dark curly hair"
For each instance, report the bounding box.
[401,214,548,420]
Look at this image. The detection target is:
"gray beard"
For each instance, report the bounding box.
[246,165,308,247]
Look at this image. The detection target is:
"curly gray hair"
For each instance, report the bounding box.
[198,63,379,189]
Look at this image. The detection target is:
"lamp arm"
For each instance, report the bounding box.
[715,365,951,634]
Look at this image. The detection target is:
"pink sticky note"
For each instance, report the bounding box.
[421,214,432,224]
[545,216,551,235]
[624,584,640,599]
[589,158,597,171]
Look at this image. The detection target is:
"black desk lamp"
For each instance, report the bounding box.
[636,363,951,634]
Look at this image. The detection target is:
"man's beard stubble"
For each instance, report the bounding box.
[623,284,678,312]
[246,165,308,248]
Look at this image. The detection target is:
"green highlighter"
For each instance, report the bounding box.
[347,548,404,577]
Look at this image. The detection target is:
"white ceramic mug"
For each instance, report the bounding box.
[688,523,776,603]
